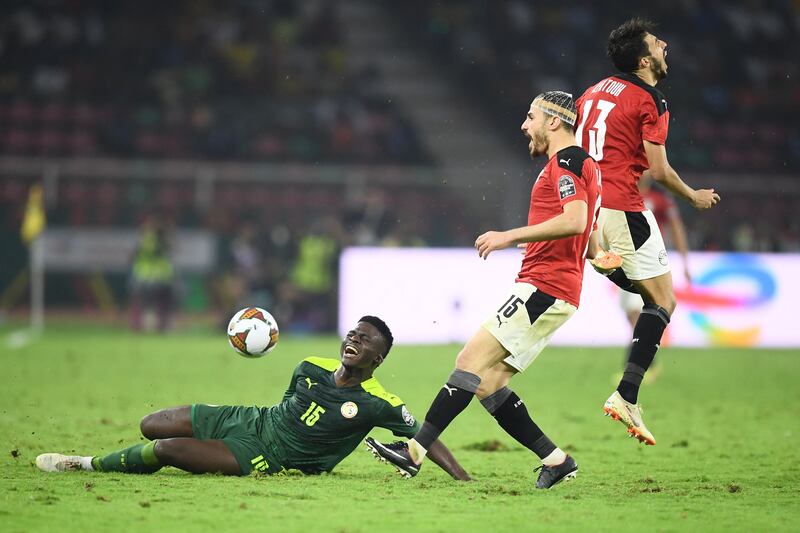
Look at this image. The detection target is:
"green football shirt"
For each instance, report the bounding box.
[262,357,419,474]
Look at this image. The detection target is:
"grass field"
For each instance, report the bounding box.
[2,324,799,532]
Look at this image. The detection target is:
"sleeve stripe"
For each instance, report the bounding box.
[360,377,404,407]
[303,356,340,371]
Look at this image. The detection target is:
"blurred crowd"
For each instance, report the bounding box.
[1,1,798,332]
[0,174,467,332]
[209,186,460,332]
[0,0,429,163]
[387,0,800,253]
[390,0,799,172]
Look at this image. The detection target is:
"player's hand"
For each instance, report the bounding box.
[475,231,513,260]
[691,188,720,209]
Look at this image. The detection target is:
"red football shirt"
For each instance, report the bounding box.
[575,73,669,212]
[516,146,601,308]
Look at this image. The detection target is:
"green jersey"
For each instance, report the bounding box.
[264,357,419,474]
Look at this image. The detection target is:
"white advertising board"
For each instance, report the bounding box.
[339,248,800,348]
[34,229,217,273]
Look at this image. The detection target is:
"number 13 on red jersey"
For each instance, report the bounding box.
[575,99,616,161]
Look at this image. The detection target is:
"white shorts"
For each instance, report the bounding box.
[596,207,671,281]
[482,282,576,372]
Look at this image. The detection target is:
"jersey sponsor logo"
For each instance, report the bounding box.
[559,158,571,166]
[340,401,358,419]
[305,377,318,389]
[401,405,416,426]
[558,175,577,199]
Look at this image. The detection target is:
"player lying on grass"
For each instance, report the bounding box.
[36,316,470,480]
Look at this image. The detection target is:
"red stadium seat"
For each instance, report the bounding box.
[40,102,67,124]
[4,129,33,153]
[36,130,66,155]
[9,101,35,124]
[68,129,97,155]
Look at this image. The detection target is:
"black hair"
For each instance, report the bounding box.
[607,18,658,73]
[358,315,393,357]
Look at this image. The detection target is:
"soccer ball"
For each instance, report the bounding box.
[227,307,279,358]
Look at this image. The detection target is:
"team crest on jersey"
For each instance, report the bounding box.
[340,401,358,419]
[558,175,576,199]
[401,405,415,426]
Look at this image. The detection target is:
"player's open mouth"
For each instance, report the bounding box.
[344,345,359,356]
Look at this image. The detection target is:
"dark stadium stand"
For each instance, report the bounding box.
[0,1,431,164]
[387,0,799,172]
[384,0,800,252]
[0,1,797,333]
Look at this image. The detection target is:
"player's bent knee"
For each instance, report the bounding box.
[454,347,470,369]
[455,348,482,374]
[140,413,158,440]
[140,406,193,440]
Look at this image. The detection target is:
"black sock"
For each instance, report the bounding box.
[480,387,556,460]
[415,369,481,450]
[617,304,670,403]
[607,269,639,294]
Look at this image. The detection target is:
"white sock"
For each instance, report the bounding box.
[78,456,94,471]
[541,448,567,467]
[408,439,428,464]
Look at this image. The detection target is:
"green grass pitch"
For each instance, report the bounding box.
[2,325,799,532]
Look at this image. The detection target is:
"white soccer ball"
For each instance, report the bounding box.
[227,307,279,358]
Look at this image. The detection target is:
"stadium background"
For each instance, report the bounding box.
[2,2,799,532]
[1,0,797,339]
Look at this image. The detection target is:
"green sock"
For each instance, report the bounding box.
[92,441,162,474]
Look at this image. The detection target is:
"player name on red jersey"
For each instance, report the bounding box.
[590,78,627,97]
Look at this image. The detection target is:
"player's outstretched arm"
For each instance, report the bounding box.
[426,439,471,481]
[644,140,720,209]
[475,200,588,259]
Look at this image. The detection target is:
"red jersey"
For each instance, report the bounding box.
[575,73,669,212]
[516,146,601,308]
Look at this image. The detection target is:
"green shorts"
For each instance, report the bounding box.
[191,404,286,475]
